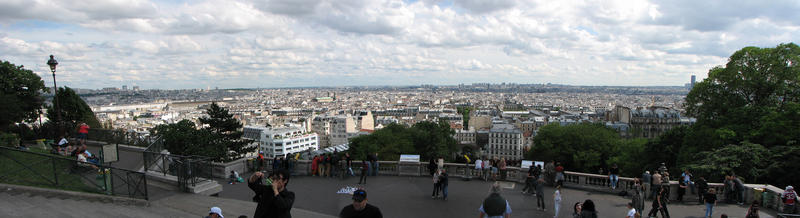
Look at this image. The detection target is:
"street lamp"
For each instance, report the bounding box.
[47,55,63,135]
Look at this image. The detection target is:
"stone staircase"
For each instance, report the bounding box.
[0,191,194,217]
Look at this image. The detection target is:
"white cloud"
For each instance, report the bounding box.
[1,0,798,88]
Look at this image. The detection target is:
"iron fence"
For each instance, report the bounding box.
[141,137,213,192]
[0,146,148,200]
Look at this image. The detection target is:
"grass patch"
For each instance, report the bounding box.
[0,147,107,195]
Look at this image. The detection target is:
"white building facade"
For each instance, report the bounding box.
[487,124,524,160]
[243,124,319,158]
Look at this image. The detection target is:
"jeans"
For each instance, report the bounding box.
[359,171,367,184]
[432,182,440,197]
[442,184,448,199]
[554,200,561,217]
[610,174,619,188]
[536,193,546,209]
[704,203,714,217]
[370,162,379,176]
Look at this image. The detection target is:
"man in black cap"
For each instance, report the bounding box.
[339,189,383,218]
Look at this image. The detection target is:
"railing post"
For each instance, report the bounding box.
[51,157,59,186]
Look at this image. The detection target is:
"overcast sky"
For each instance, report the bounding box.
[1,0,798,89]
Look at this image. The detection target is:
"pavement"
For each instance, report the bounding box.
[217,173,778,218]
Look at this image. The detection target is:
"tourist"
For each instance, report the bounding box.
[77,122,90,145]
[499,158,507,181]
[682,169,694,194]
[651,171,662,201]
[678,180,687,202]
[257,151,266,171]
[696,176,709,204]
[432,169,441,199]
[733,175,745,205]
[658,162,668,175]
[229,170,238,185]
[554,185,562,218]
[536,178,546,211]
[325,154,333,177]
[632,178,644,214]
[781,185,798,214]
[661,172,671,200]
[479,182,512,218]
[345,152,354,176]
[248,170,294,218]
[533,164,542,180]
[490,157,499,181]
[641,171,652,200]
[311,155,319,176]
[369,152,379,176]
[608,164,619,190]
[545,161,556,186]
[555,162,565,187]
[331,151,340,178]
[206,206,223,218]
[482,157,490,181]
[704,188,717,218]
[428,158,437,176]
[437,156,444,170]
[725,175,736,204]
[474,157,483,180]
[358,160,368,184]
[272,157,281,174]
[522,165,535,195]
[648,186,670,218]
[77,152,99,170]
[572,202,582,218]
[579,199,597,218]
[745,201,760,218]
[625,202,636,218]
[339,189,383,218]
[58,134,69,155]
[440,169,449,201]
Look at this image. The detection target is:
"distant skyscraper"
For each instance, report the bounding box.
[122,85,128,91]
[691,75,696,85]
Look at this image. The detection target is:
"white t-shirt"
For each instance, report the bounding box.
[627,208,636,218]
[554,190,561,202]
[475,160,483,169]
[58,138,68,146]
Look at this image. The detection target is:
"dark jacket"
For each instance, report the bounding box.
[249,180,295,218]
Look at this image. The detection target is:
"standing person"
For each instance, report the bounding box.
[572,202,582,218]
[484,157,493,181]
[428,158,437,176]
[331,152,340,178]
[781,186,798,214]
[325,154,333,178]
[651,171,662,201]
[432,169,442,199]
[369,152,379,176]
[555,162,565,187]
[658,163,668,175]
[345,152,354,177]
[579,199,597,218]
[358,160,368,184]
[248,170,294,218]
[475,157,484,180]
[536,178,546,211]
[311,155,319,176]
[745,201,760,218]
[554,185,562,218]
[608,164,620,190]
[733,175,745,205]
[490,157,499,181]
[533,164,543,180]
[725,175,736,203]
[440,169,449,201]
[257,151,266,171]
[704,188,718,218]
[642,171,652,200]
[339,189,383,218]
[77,122,89,145]
[632,178,644,214]
[678,180,687,202]
[661,172,671,200]
[522,166,535,195]
[499,158,507,181]
[479,182,512,218]
[696,176,709,204]
[436,156,444,170]
[272,157,281,174]
[545,160,556,186]
[625,202,636,218]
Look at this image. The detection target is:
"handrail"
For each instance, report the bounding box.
[0,146,148,200]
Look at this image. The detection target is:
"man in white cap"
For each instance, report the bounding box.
[207,206,223,218]
[782,186,798,214]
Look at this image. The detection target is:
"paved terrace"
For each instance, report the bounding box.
[217,173,777,218]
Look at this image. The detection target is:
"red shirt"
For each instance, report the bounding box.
[78,125,90,134]
[555,166,564,172]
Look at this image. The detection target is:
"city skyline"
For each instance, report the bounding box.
[1,0,798,89]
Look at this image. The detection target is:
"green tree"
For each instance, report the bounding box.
[152,120,219,158]
[45,87,101,129]
[0,60,48,131]
[685,43,800,147]
[685,142,770,183]
[527,123,621,173]
[348,121,458,161]
[199,102,254,161]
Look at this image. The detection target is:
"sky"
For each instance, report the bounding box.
[1,0,798,89]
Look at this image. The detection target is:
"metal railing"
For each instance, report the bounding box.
[141,136,214,192]
[89,129,156,147]
[0,146,148,200]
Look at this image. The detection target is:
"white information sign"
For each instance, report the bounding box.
[399,154,420,163]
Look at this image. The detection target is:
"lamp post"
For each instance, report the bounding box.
[47,55,62,136]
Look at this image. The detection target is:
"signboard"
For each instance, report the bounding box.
[101,143,119,163]
[521,160,533,169]
[399,154,420,163]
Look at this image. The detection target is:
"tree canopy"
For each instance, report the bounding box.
[348,121,457,161]
[45,86,101,129]
[199,102,254,161]
[0,60,47,131]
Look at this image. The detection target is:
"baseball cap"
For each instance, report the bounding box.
[352,189,367,202]
[209,206,224,218]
